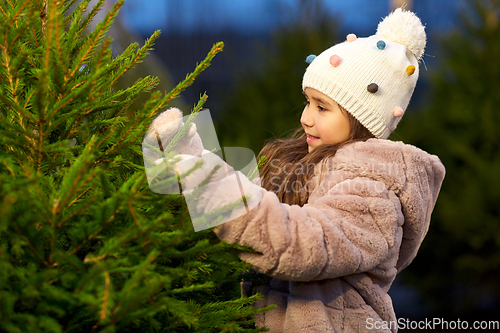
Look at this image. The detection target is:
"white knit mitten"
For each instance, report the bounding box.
[143,107,204,159]
[175,150,263,231]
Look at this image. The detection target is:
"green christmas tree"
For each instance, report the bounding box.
[0,1,271,332]
[391,0,500,318]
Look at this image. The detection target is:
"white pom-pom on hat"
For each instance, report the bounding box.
[376,8,426,60]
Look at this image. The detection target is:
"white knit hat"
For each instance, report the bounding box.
[302,8,426,139]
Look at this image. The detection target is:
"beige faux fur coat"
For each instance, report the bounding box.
[213,139,445,333]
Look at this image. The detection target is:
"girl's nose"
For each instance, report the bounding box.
[300,108,313,127]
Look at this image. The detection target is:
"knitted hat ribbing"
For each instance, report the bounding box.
[302,8,426,139]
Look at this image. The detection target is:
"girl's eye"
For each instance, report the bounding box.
[304,100,310,107]
[317,105,327,112]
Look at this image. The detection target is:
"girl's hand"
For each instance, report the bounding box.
[175,150,233,192]
[174,150,263,231]
[142,150,228,196]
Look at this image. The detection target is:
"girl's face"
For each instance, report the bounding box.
[301,88,351,152]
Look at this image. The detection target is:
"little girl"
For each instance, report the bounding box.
[145,8,445,333]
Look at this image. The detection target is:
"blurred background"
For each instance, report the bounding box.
[104,0,499,328]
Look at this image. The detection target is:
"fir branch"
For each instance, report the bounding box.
[47,79,87,118]
[12,222,48,267]
[62,0,80,16]
[69,224,104,256]
[1,159,16,177]
[0,192,15,218]
[162,93,208,156]
[43,0,55,71]
[127,199,140,227]
[51,1,68,82]
[73,257,111,294]
[28,3,41,48]
[69,174,148,256]
[64,0,90,51]
[89,38,112,101]
[8,23,28,53]
[0,93,36,122]
[99,116,142,161]
[100,271,111,321]
[248,155,267,181]
[68,0,123,81]
[49,197,58,263]
[116,288,202,329]
[94,126,114,151]
[178,202,191,231]
[44,64,116,133]
[56,167,97,213]
[104,214,166,254]
[56,192,97,228]
[47,68,156,143]
[113,251,158,310]
[38,0,48,36]
[27,180,52,222]
[6,0,29,28]
[0,3,6,16]
[1,48,34,127]
[23,84,36,109]
[35,100,45,170]
[56,135,99,211]
[75,0,104,38]
[66,186,92,208]
[148,41,224,118]
[124,281,215,325]
[54,251,85,273]
[110,75,159,117]
[131,278,168,309]
[109,30,161,87]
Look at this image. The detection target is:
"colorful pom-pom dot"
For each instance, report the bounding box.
[306,54,316,64]
[377,40,386,50]
[393,106,404,117]
[406,65,416,75]
[346,33,357,42]
[367,83,378,93]
[329,54,341,67]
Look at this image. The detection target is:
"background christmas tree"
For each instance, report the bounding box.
[392,0,500,319]
[0,0,271,332]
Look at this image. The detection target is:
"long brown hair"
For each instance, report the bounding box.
[257,110,374,206]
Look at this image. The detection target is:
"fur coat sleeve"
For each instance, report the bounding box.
[215,174,403,282]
